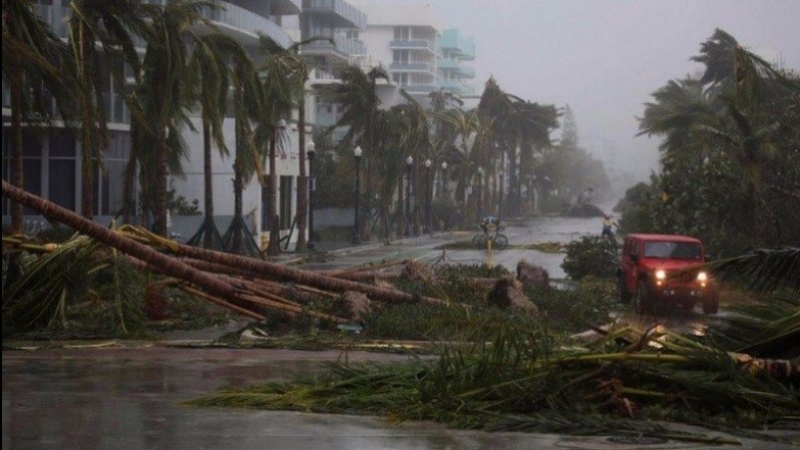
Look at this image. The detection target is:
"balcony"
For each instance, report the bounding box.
[390,40,438,55]
[302,35,365,62]
[302,0,367,30]
[438,79,474,96]
[389,62,436,76]
[438,29,475,60]
[269,0,302,15]
[402,84,438,95]
[202,2,293,48]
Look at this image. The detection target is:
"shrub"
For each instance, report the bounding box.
[561,236,618,280]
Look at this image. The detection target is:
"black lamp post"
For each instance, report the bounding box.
[352,145,362,245]
[477,166,484,219]
[440,161,447,198]
[307,140,315,250]
[424,158,432,233]
[405,155,413,237]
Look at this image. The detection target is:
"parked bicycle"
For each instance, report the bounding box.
[472,226,509,250]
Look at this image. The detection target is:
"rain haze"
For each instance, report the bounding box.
[400,0,800,191]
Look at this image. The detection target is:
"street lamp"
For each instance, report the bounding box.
[405,155,413,237]
[352,145,363,245]
[440,161,448,197]
[307,140,316,249]
[477,166,485,219]
[424,158,432,233]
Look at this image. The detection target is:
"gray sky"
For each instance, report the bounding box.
[418,0,800,181]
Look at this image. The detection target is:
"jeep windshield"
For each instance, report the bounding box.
[643,241,701,259]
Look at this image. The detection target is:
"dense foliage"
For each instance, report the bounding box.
[623,29,800,257]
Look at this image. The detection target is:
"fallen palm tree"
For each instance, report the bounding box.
[2,181,457,330]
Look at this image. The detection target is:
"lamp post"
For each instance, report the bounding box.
[477,166,485,219]
[498,169,504,218]
[352,145,362,245]
[307,140,315,250]
[424,158,432,233]
[440,161,448,198]
[405,155,413,237]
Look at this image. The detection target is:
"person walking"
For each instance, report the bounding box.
[601,214,619,241]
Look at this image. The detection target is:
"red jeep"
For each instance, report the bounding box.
[617,234,718,314]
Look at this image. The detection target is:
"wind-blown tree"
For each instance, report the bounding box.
[186,33,251,249]
[252,34,309,256]
[2,0,71,233]
[66,0,149,220]
[131,0,216,237]
[637,29,800,251]
[224,56,261,255]
[317,65,389,240]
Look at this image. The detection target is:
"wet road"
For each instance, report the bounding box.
[3,347,795,450]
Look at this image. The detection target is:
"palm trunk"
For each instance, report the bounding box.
[122,154,136,224]
[2,180,237,301]
[396,175,405,239]
[232,166,244,254]
[203,114,214,249]
[162,233,449,306]
[79,23,95,220]
[10,73,24,234]
[296,94,308,251]
[154,127,169,236]
[267,127,280,256]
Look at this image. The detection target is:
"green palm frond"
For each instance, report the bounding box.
[709,246,800,293]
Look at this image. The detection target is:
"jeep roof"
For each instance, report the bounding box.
[625,233,701,244]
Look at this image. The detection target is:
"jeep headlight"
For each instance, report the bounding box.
[654,269,667,286]
[697,271,708,287]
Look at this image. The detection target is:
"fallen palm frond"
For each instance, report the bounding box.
[189,320,800,444]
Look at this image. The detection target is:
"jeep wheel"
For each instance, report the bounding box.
[703,296,719,315]
[635,281,653,313]
[618,277,631,304]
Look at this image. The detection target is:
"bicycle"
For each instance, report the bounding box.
[472,226,509,250]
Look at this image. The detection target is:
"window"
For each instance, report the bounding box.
[394,26,410,40]
[95,131,130,216]
[393,50,410,64]
[644,241,701,259]
[48,130,76,210]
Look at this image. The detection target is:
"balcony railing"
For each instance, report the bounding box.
[302,0,367,30]
[302,35,365,61]
[390,62,435,74]
[202,2,293,48]
[390,39,437,53]
[402,84,438,94]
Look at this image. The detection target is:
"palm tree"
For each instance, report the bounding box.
[186,33,251,249]
[66,0,149,220]
[2,0,71,233]
[317,65,389,239]
[133,0,216,237]
[249,34,309,256]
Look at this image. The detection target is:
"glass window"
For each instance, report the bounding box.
[644,241,701,259]
[22,159,42,215]
[48,159,76,209]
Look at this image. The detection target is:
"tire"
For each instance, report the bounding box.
[635,281,653,313]
[472,234,487,249]
[618,277,632,304]
[494,234,509,250]
[703,296,719,315]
